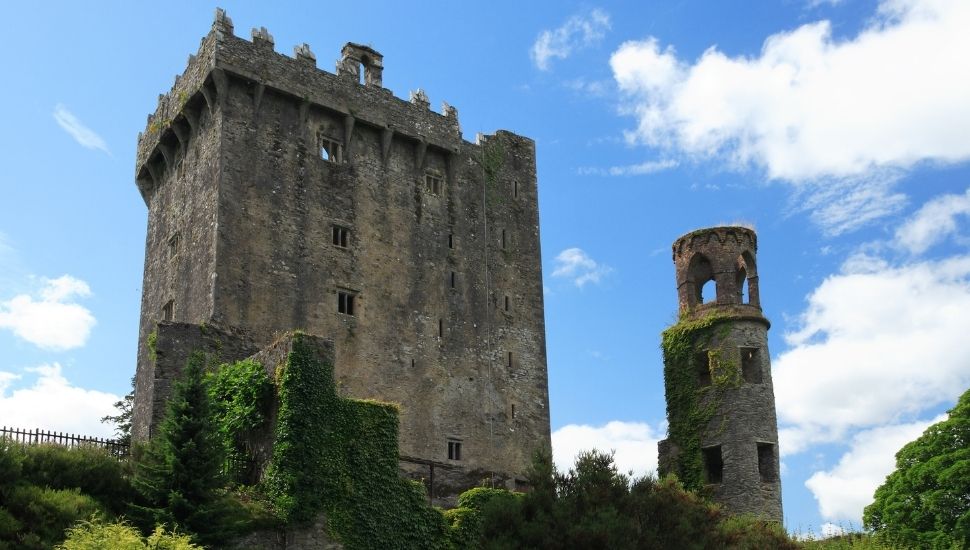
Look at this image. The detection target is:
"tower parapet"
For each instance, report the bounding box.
[659,226,782,521]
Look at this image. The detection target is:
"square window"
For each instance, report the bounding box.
[319,136,342,163]
[695,351,712,387]
[337,291,355,316]
[448,440,462,461]
[425,173,442,195]
[162,300,174,322]
[758,443,777,482]
[740,347,763,384]
[332,225,349,248]
[702,445,723,484]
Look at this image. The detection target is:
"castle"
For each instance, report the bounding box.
[130,9,550,501]
[658,226,783,521]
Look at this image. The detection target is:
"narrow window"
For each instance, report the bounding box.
[695,351,712,387]
[448,440,462,461]
[504,295,510,312]
[337,291,355,315]
[438,318,443,338]
[168,232,180,260]
[332,225,349,248]
[513,180,518,198]
[511,404,516,419]
[507,351,513,370]
[425,173,442,195]
[319,136,342,163]
[410,358,415,368]
[450,271,456,289]
[448,233,454,249]
[740,347,763,384]
[501,229,507,249]
[162,300,174,322]
[702,446,723,484]
[758,443,777,482]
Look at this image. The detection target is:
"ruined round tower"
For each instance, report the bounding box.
[658,226,782,521]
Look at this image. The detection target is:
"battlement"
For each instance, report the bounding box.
[135,7,485,204]
[672,226,763,316]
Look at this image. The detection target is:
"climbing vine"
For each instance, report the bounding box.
[480,140,507,209]
[207,359,273,482]
[660,313,740,492]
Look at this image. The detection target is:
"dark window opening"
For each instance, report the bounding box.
[438,318,443,338]
[337,291,355,315]
[511,404,516,419]
[425,173,442,195]
[758,443,777,482]
[513,180,519,198]
[504,295,510,312]
[168,232,180,260]
[162,300,174,322]
[448,440,462,461]
[410,358,415,368]
[507,351,513,370]
[448,233,454,249]
[319,136,343,163]
[695,351,712,387]
[740,347,763,384]
[501,229,507,249]
[450,271,456,289]
[702,446,723,484]
[332,225,349,248]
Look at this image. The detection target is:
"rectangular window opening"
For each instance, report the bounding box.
[319,136,342,163]
[448,440,462,461]
[450,271,456,289]
[511,404,516,419]
[337,291,355,316]
[425,173,442,195]
[758,443,777,482]
[507,351,513,370]
[332,225,349,248]
[168,232,180,260]
[695,351,712,387]
[448,233,454,249]
[501,229,507,249]
[740,347,763,384]
[438,318,443,338]
[504,295,510,312]
[162,300,174,322]
[513,180,519,198]
[702,445,723,484]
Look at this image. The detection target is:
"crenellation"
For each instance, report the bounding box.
[293,42,316,64]
[251,26,274,47]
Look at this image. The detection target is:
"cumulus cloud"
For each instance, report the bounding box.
[804,417,942,522]
[0,363,119,437]
[53,104,110,154]
[609,0,970,233]
[0,275,96,351]
[532,9,611,71]
[895,186,970,254]
[578,159,678,177]
[774,253,970,454]
[551,248,613,287]
[552,420,663,477]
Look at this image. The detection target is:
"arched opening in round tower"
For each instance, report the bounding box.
[688,253,716,305]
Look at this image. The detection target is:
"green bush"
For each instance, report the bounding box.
[57,517,201,549]
[20,444,133,513]
[3,485,104,549]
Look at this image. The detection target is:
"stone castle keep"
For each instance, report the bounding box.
[658,226,783,521]
[130,10,783,520]
[130,9,550,500]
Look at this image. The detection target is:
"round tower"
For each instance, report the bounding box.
[659,226,782,521]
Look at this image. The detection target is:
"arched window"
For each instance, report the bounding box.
[687,253,715,305]
[736,251,758,305]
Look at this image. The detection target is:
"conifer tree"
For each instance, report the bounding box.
[130,351,228,544]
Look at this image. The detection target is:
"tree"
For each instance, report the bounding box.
[101,376,134,446]
[129,352,228,545]
[864,387,970,549]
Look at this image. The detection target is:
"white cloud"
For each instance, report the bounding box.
[552,420,663,477]
[551,247,613,287]
[0,275,96,351]
[804,416,941,522]
[0,363,119,437]
[895,186,970,254]
[532,9,611,71]
[609,0,970,233]
[774,253,970,454]
[53,104,110,154]
[578,159,678,177]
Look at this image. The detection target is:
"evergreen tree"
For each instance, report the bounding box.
[130,351,228,545]
[101,376,134,446]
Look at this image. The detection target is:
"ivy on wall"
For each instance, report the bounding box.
[660,314,740,492]
[207,358,272,483]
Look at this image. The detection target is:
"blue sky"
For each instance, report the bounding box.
[2,0,969,536]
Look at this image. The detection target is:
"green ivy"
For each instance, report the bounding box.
[207,359,273,482]
[146,330,158,362]
[263,333,450,549]
[660,313,740,492]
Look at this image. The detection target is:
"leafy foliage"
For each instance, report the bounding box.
[57,516,202,549]
[101,376,135,446]
[130,351,231,546]
[207,358,273,482]
[863,387,970,549]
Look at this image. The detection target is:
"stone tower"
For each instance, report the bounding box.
[130,9,550,502]
[658,226,782,521]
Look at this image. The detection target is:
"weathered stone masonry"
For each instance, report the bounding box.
[658,226,783,521]
[131,9,550,502]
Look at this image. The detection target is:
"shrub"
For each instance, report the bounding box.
[57,517,201,549]
[3,485,104,549]
[20,444,133,513]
